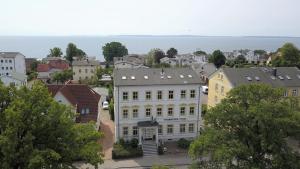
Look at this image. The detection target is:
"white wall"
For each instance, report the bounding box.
[0,53,26,76]
[0,76,26,87]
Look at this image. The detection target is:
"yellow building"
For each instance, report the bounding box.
[208,67,300,107]
[72,59,99,82]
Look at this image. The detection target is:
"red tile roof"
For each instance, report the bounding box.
[37,60,69,72]
[47,84,101,123]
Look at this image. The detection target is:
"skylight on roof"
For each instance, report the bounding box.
[297,74,300,79]
[188,75,192,78]
[246,76,252,81]
[144,75,148,79]
[161,76,164,79]
[131,76,135,80]
[271,76,276,80]
[278,76,284,80]
[122,76,127,80]
[167,75,172,79]
[286,75,292,80]
[255,76,260,81]
[180,75,184,78]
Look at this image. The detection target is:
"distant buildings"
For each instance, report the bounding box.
[37,58,69,82]
[47,83,101,129]
[114,54,148,69]
[192,63,217,84]
[72,58,99,82]
[113,68,203,145]
[0,52,27,87]
[208,67,300,107]
[160,54,208,67]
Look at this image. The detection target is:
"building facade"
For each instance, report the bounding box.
[114,68,202,145]
[72,59,99,81]
[208,67,300,107]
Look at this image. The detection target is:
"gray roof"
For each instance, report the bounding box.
[221,67,300,87]
[72,59,99,66]
[0,52,24,58]
[114,68,202,86]
[1,72,27,81]
[193,63,217,77]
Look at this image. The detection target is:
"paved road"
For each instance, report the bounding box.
[75,154,192,169]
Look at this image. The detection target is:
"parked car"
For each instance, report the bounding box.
[202,85,208,94]
[102,101,109,110]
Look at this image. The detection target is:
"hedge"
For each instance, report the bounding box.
[112,139,143,159]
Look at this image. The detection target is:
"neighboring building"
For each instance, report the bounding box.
[0,52,26,76]
[114,54,147,69]
[114,68,202,146]
[0,72,27,87]
[192,63,217,84]
[47,84,101,129]
[114,60,149,69]
[37,59,69,82]
[160,54,208,67]
[208,67,300,107]
[160,57,179,66]
[25,58,37,73]
[72,59,99,82]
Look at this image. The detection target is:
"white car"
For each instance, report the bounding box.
[102,101,109,110]
[202,86,208,94]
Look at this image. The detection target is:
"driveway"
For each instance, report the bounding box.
[93,87,115,160]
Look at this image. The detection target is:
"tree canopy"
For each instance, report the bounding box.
[65,43,86,63]
[102,42,128,62]
[272,43,300,67]
[166,47,178,58]
[148,48,165,64]
[0,82,103,169]
[194,50,207,56]
[208,50,226,68]
[234,55,247,64]
[189,84,300,169]
[52,69,73,84]
[48,47,63,57]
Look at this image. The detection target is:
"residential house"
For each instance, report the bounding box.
[192,63,217,84]
[0,52,27,86]
[160,57,179,66]
[113,68,203,148]
[208,67,300,107]
[114,54,147,69]
[47,83,101,129]
[72,59,99,82]
[37,59,69,82]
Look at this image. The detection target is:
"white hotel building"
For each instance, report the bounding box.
[113,68,202,146]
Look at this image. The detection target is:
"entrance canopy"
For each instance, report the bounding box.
[137,120,159,127]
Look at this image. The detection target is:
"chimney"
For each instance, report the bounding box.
[272,68,277,77]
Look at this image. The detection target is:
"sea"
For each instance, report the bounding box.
[1,36,300,61]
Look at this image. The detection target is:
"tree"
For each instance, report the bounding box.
[254,49,267,56]
[194,50,207,56]
[208,50,226,68]
[102,42,128,62]
[65,43,86,63]
[234,55,247,64]
[166,47,178,58]
[52,69,73,84]
[0,82,103,168]
[272,43,300,67]
[48,47,63,57]
[189,84,300,169]
[148,48,165,64]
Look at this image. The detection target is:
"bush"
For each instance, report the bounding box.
[158,145,164,155]
[177,138,191,149]
[112,139,143,159]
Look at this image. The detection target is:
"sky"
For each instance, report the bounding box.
[0,0,300,36]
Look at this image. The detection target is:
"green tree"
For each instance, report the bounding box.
[194,50,207,56]
[151,165,169,169]
[273,43,300,67]
[148,48,165,64]
[52,69,73,84]
[102,42,128,62]
[189,84,300,169]
[166,47,178,58]
[0,82,103,169]
[208,50,226,68]
[254,49,267,56]
[48,47,63,57]
[65,43,86,63]
[234,55,247,64]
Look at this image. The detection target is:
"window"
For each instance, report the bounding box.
[156,107,162,117]
[132,126,138,136]
[5,60,7,63]
[167,125,173,134]
[189,123,194,133]
[145,108,151,117]
[157,91,162,100]
[215,84,218,91]
[0,60,2,63]
[133,91,138,100]
[168,91,174,99]
[123,109,128,119]
[79,69,81,73]
[81,109,86,115]
[146,91,151,100]
[221,86,224,94]
[85,69,88,73]
[292,89,298,96]
[180,90,186,99]
[168,107,173,116]
[6,67,8,70]
[85,108,90,114]
[284,90,288,97]
[123,127,128,136]
[180,107,186,116]
[10,67,13,70]
[133,109,138,118]
[85,76,88,80]
[91,69,94,73]
[190,90,196,98]
[123,92,128,101]
[9,60,12,63]
[214,96,218,103]
[189,106,195,115]
[158,125,163,135]
[180,124,186,133]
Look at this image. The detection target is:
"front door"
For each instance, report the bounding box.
[143,128,154,140]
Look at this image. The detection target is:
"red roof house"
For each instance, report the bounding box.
[47,84,101,126]
[37,60,69,72]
